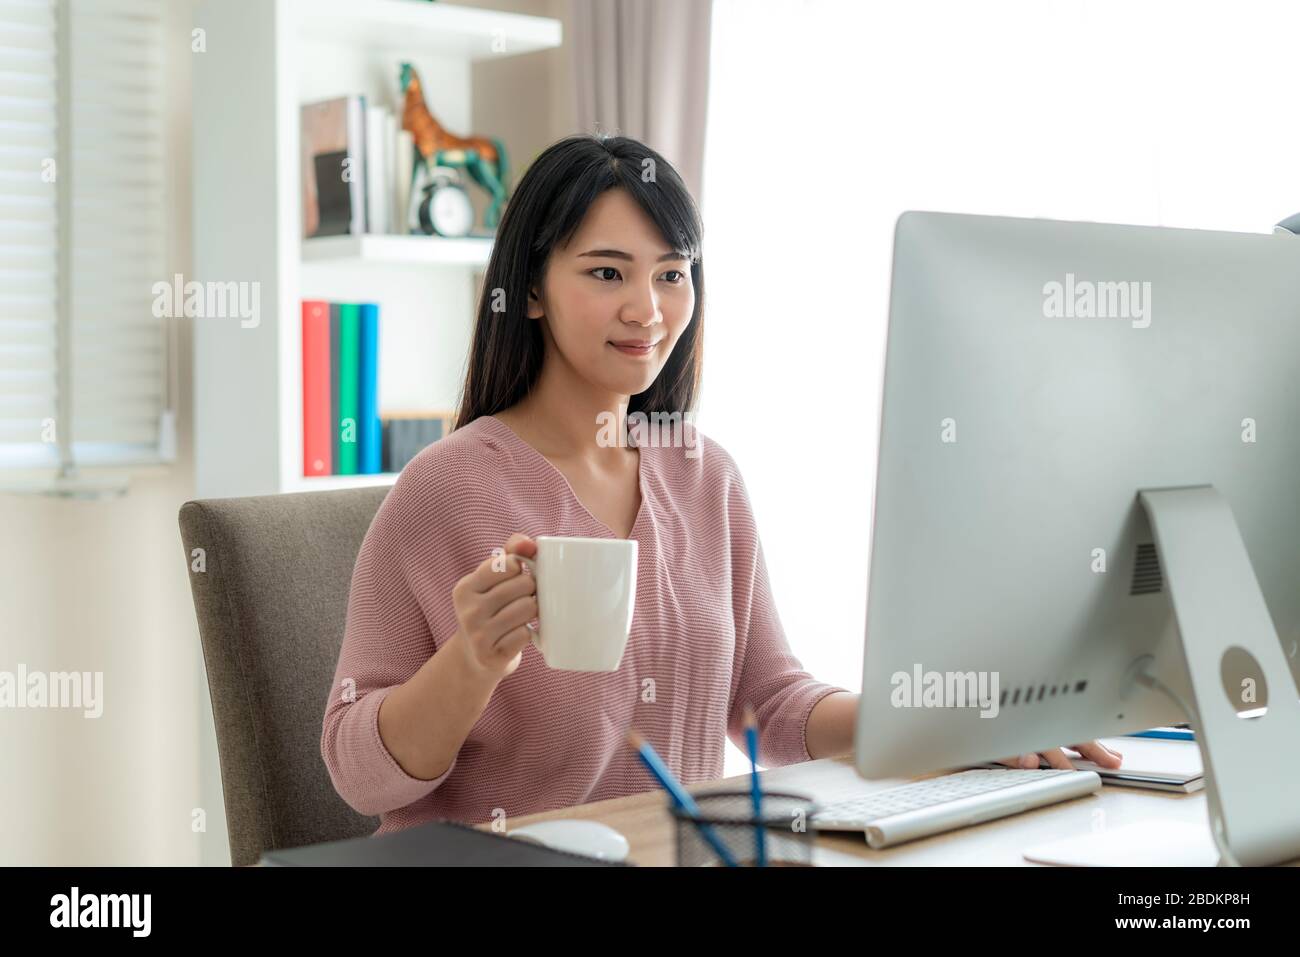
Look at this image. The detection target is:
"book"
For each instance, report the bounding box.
[364,105,390,234]
[1066,737,1204,792]
[300,301,331,476]
[974,735,1205,793]
[358,303,381,474]
[329,303,341,470]
[300,95,367,238]
[1124,726,1194,741]
[395,129,415,235]
[385,110,400,234]
[337,303,361,475]
[382,414,450,472]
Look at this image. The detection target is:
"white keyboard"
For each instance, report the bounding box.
[811,768,1102,849]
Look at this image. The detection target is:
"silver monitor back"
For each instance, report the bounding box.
[857,211,1300,783]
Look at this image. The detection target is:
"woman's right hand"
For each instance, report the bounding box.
[449,533,539,683]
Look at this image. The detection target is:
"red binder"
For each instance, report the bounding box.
[301,300,332,476]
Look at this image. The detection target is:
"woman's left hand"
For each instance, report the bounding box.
[996,740,1123,770]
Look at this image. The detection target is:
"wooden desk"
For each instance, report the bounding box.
[477,756,1299,866]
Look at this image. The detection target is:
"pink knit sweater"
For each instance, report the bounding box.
[321,414,850,833]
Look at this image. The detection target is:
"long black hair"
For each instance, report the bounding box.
[453,134,704,431]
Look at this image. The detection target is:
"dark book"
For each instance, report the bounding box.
[382,416,445,473]
[329,303,341,473]
[312,151,353,236]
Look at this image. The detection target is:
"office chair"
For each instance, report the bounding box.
[178,486,392,866]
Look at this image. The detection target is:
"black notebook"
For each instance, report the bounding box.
[258,820,629,867]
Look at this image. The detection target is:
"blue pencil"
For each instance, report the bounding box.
[626,730,739,867]
[742,705,768,867]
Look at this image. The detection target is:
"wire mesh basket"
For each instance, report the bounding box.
[670,790,820,867]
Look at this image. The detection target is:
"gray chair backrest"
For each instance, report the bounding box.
[178,486,392,866]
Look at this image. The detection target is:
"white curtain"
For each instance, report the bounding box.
[570,0,713,203]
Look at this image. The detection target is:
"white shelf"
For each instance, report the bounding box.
[301,233,494,266]
[285,472,400,492]
[194,0,561,500]
[295,0,563,60]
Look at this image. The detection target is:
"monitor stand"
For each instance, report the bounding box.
[1024,819,1221,867]
[1136,485,1300,867]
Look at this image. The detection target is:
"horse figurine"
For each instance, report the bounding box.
[399,62,510,230]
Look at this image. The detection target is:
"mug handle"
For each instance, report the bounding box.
[518,556,541,645]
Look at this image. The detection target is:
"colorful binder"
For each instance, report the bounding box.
[337,303,361,475]
[303,298,390,477]
[329,303,341,471]
[358,303,381,474]
[301,301,332,476]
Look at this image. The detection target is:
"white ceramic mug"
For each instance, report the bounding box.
[520,536,637,672]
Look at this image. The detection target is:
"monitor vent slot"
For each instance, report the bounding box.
[1130,542,1163,595]
[1000,679,1087,706]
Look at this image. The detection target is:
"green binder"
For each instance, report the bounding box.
[337,303,360,475]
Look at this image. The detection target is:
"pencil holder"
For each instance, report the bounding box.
[670,790,819,867]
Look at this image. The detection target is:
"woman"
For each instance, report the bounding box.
[320,134,1121,833]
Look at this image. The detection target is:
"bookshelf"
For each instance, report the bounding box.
[301,234,495,266]
[192,0,562,499]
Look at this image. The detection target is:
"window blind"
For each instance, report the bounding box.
[0,0,171,478]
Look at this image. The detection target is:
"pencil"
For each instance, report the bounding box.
[626,730,739,867]
[742,704,768,867]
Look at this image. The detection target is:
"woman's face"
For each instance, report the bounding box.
[527,187,695,399]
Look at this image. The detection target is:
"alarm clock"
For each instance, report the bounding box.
[409,163,473,238]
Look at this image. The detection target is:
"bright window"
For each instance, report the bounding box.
[701,0,1300,776]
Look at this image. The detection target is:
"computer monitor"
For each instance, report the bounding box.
[856,211,1300,865]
